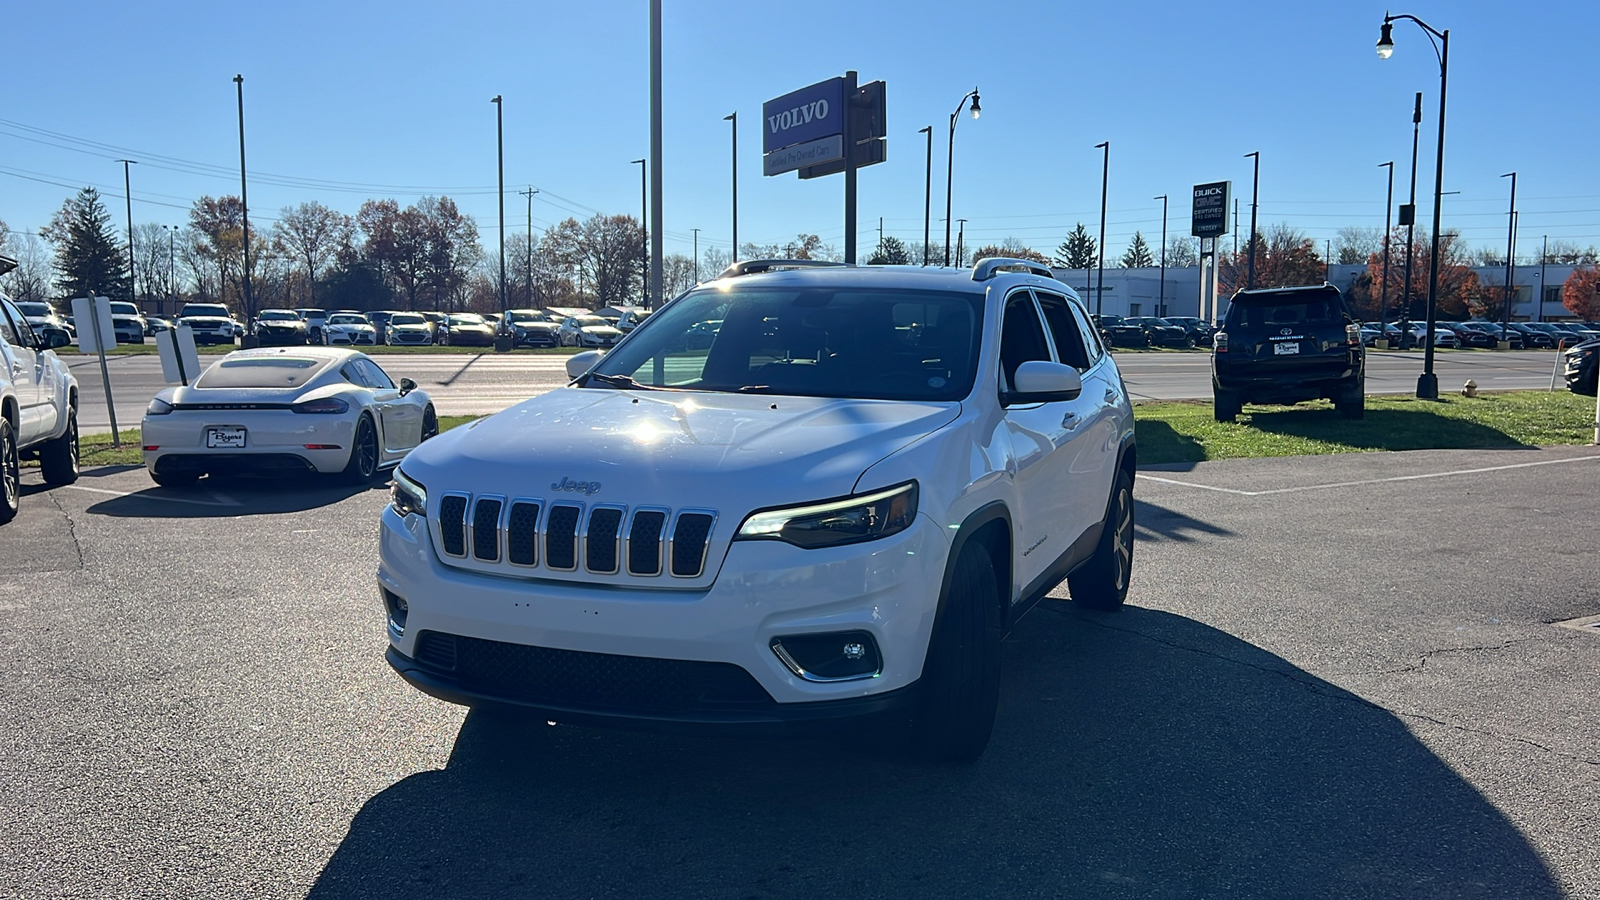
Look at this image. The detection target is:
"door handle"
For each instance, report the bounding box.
[1104,388,1118,404]
[1061,412,1080,430]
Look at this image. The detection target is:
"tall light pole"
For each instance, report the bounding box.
[233,75,253,326]
[1379,161,1394,327]
[1401,92,1422,344]
[1539,234,1548,323]
[492,96,508,339]
[116,159,136,305]
[1501,171,1517,327]
[164,224,177,316]
[1154,194,1168,317]
[724,112,737,261]
[648,0,663,307]
[943,87,980,267]
[956,218,967,266]
[1377,12,1450,399]
[519,187,538,308]
[691,228,700,282]
[632,159,647,306]
[1094,141,1109,315]
[919,125,932,266]
[1244,151,1260,290]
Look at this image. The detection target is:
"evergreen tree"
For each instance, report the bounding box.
[45,187,129,300]
[1053,223,1097,270]
[1120,231,1155,268]
[867,235,911,265]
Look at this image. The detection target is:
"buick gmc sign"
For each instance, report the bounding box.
[1191,180,1231,238]
[763,78,845,155]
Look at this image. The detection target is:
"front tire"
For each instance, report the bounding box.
[39,407,79,486]
[340,415,381,484]
[908,543,1002,762]
[0,420,19,525]
[1069,467,1135,611]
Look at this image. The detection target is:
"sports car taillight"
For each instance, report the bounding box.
[292,397,350,414]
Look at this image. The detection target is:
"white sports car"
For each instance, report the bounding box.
[141,347,437,487]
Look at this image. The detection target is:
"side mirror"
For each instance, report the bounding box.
[49,332,71,349]
[399,377,417,395]
[1005,360,1083,405]
[566,349,605,380]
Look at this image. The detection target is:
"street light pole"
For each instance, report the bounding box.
[1378,13,1450,399]
[944,87,980,267]
[1402,92,1422,344]
[1154,195,1168,317]
[1379,161,1394,327]
[724,112,737,261]
[648,0,663,308]
[518,187,539,308]
[233,75,253,325]
[1501,172,1517,328]
[1539,234,1548,323]
[492,96,507,328]
[919,125,932,266]
[1244,151,1260,290]
[116,159,136,305]
[956,219,966,266]
[692,228,699,282]
[1095,141,1108,315]
[632,159,647,306]
[165,224,176,316]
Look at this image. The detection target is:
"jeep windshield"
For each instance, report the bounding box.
[585,286,981,401]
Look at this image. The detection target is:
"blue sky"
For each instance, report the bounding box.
[2,0,1594,263]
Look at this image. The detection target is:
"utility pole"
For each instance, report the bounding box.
[878,217,884,253]
[1154,194,1168,317]
[1379,161,1394,327]
[1501,172,1517,328]
[956,218,967,267]
[1095,141,1109,315]
[233,76,253,326]
[1539,234,1547,323]
[648,0,663,306]
[919,125,932,265]
[1245,150,1260,290]
[116,160,136,305]
[724,112,737,261]
[692,228,700,282]
[519,187,538,308]
[632,159,647,306]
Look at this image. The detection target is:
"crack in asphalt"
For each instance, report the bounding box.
[48,489,86,571]
[1039,601,1600,768]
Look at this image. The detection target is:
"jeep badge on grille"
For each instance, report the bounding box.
[551,476,602,495]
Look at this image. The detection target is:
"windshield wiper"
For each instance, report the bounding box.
[583,372,660,391]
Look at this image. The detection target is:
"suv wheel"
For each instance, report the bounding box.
[1335,379,1365,420]
[908,542,1002,762]
[39,407,79,486]
[0,420,19,525]
[1213,388,1242,423]
[1069,468,1135,610]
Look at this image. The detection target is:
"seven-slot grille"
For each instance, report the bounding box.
[436,492,717,580]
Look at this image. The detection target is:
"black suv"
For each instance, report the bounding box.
[1212,283,1365,421]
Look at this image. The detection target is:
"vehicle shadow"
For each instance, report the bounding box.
[1133,497,1233,543]
[307,606,1558,899]
[1133,419,1208,466]
[83,474,388,518]
[1242,406,1530,452]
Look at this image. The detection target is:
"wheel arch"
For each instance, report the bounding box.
[935,501,1013,642]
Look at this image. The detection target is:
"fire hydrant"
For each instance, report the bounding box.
[1461,379,1479,398]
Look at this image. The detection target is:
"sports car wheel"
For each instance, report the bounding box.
[421,406,439,442]
[341,415,381,484]
[0,420,19,525]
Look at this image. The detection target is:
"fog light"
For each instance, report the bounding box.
[771,631,881,682]
[383,588,408,637]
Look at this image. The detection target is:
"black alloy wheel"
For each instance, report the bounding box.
[421,406,439,442]
[341,415,381,484]
[0,420,19,525]
[39,407,79,486]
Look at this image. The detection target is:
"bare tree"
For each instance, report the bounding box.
[274,201,354,308]
[1164,236,1198,268]
[1334,227,1383,265]
[0,230,53,304]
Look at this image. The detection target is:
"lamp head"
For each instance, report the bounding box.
[1376,21,1394,59]
[724,112,735,121]
[491,95,502,104]
[969,89,980,119]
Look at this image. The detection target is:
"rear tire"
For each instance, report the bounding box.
[420,406,439,442]
[340,415,381,484]
[908,543,1002,762]
[1213,388,1242,422]
[39,407,79,486]
[1069,467,1135,611]
[0,420,19,525]
[1336,379,1366,420]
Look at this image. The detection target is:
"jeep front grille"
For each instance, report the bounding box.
[432,493,718,581]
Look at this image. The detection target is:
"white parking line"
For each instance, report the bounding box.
[1139,453,1600,497]
[61,484,238,507]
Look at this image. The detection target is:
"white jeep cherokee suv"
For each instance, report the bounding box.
[379,259,1136,760]
[1,292,80,525]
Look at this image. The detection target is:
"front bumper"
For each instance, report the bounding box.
[378,506,949,713]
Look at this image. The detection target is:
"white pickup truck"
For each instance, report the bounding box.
[0,281,80,525]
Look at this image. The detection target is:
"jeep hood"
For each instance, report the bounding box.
[403,387,961,509]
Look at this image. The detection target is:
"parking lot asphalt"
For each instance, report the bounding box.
[2,447,1597,898]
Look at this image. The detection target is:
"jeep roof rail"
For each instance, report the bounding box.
[715,259,850,279]
[971,257,1055,281]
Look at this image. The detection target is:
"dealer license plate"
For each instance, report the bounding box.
[205,427,247,449]
[1272,342,1300,356]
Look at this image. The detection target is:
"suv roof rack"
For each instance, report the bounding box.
[715,259,850,279]
[971,257,1055,281]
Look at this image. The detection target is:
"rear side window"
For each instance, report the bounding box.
[999,291,1052,388]
[197,357,326,389]
[1227,292,1347,333]
[1035,292,1091,370]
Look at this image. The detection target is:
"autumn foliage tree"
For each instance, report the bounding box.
[1353,227,1483,321]
[1218,223,1326,295]
[1563,266,1600,319]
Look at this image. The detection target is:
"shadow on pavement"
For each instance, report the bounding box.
[1133,498,1233,543]
[1133,419,1208,467]
[83,474,386,518]
[308,606,1559,899]
[1244,406,1530,452]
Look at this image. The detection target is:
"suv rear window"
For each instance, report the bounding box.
[1225,292,1347,333]
[196,357,327,389]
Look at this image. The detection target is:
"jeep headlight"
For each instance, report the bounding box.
[735,481,918,549]
[390,469,427,519]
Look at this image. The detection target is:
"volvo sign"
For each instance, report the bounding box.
[1191,181,1231,238]
[763,78,846,174]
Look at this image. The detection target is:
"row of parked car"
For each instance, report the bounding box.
[1081,309,1600,354]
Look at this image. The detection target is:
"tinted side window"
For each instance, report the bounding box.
[1068,302,1104,365]
[999,290,1051,389]
[357,359,394,390]
[1035,292,1091,370]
